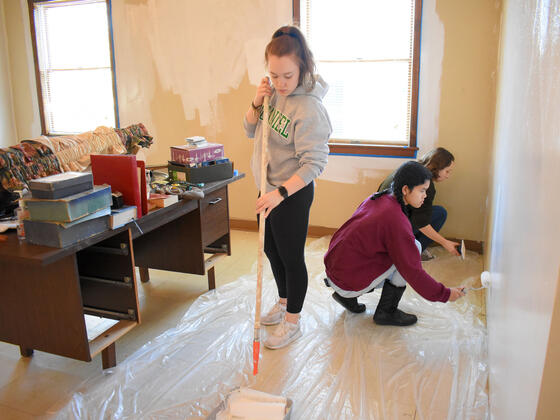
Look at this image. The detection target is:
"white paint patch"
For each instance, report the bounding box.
[118,0,290,127]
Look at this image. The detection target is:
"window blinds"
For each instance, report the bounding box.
[32,0,116,134]
[301,0,416,145]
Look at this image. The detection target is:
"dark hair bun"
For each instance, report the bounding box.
[372,161,432,216]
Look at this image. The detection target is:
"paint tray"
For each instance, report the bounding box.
[206,390,293,420]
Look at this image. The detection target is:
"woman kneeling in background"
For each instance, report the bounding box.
[378,147,459,261]
[324,161,465,326]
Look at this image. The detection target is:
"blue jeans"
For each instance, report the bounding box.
[414,205,447,251]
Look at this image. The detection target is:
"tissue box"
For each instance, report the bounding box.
[170,143,224,165]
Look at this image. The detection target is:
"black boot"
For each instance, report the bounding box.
[373,281,417,326]
[332,292,366,313]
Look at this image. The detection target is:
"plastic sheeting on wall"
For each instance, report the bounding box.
[55,238,488,419]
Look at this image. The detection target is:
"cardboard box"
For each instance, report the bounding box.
[29,172,93,199]
[168,160,233,183]
[170,143,224,165]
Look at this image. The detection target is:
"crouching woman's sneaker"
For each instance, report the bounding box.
[264,320,302,349]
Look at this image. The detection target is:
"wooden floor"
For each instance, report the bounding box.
[0,230,487,419]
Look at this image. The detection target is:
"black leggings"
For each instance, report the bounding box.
[260,182,314,314]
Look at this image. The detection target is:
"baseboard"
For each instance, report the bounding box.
[230,218,484,253]
[230,218,337,238]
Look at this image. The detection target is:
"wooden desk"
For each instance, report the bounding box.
[0,174,244,369]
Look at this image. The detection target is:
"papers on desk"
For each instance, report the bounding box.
[0,217,17,233]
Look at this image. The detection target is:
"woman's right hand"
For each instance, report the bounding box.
[448,287,466,302]
[253,77,272,107]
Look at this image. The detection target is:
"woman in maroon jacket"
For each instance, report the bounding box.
[324,161,465,326]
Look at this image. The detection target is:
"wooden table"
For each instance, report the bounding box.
[0,174,244,369]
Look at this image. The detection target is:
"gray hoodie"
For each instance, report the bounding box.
[243,75,332,193]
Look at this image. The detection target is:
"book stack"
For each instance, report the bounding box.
[169,136,233,183]
[23,172,112,248]
[147,193,178,210]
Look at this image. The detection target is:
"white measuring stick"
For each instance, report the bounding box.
[253,94,269,375]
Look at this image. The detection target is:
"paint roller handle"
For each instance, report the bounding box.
[462,272,491,293]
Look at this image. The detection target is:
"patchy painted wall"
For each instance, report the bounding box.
[486,0,560,417]
[111,0,292,224]
[1,0,500,242]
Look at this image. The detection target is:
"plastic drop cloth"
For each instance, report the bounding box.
[55,237,488,419]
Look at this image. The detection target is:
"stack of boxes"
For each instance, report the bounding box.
[22,172,112,248]
[168,137,233,184]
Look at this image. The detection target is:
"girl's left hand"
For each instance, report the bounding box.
[256,190,284,218]
[442,239,460,256]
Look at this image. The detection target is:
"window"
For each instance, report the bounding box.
[28,0,118,135]
[295,0,422,157]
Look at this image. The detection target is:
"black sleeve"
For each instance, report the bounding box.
[410,181,435,229]
[378,171,395,192]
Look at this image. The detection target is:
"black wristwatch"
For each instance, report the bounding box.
[277,185,289,200]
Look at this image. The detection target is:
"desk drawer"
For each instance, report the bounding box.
[77,230,140,322]
[200,187,229,246]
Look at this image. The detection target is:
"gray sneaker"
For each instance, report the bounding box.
[421,249,435,261]
[264,320,302,349]
[261,302,286,326]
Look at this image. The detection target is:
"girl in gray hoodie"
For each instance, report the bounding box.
[243,25,332,349]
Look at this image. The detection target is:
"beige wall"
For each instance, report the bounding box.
[3,0,40,141]
[486,0,560,418]
[0,0,17,147]
[1,0,500,242]
[433,0,500,241]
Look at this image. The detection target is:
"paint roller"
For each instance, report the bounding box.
[463,271,491,292]
[253,93,270,376]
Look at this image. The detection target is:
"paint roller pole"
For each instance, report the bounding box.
[253,94,269,376]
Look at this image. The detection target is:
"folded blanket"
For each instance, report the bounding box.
[0,123,153,192]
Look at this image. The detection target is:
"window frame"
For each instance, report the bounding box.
[27,0,120,135]
[293,0,422,158]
